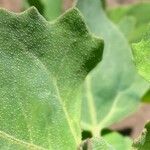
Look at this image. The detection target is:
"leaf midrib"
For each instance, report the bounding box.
[30,51,79,144]
[85,76,98,131]
[84,73,138,133]
[53,78,79,144]
[27,50,79,144]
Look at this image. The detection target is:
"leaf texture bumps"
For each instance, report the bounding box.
[0,7,104,149]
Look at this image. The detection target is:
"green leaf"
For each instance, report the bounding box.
[0,7,104,149]
[133,122,150,150]
[103,132,132,150]
[117,16,136,39]
[107,3,150,102]
[107,2,150,43]
[82,132,131,150]
[132,28,150,82]
[24,0,62,20]
[76,0,148,136]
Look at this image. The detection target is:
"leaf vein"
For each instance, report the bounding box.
[0,131,47,150]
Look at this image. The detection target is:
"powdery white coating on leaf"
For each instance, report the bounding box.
[0,7,104,149]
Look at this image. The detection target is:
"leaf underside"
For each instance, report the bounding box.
[77,0,148,136]
[107,2,150,103]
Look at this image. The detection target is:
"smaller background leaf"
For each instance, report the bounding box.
[107,2,150,43]
[132,29,150,82]
[107,2,150,102]
[103,132,132,150]
[142,90,150,103]
[133,122,150,150]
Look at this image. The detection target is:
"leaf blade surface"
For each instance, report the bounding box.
[0,7,104,149]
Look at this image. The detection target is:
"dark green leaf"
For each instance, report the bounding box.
[142,90,150,102]
[0,7,104,149]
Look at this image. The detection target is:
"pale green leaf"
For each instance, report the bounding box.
[0,7,104,149]
[117,16,136,39]
[107,2,150,102]
[132,122,150,150]
[103,132,132,150]
[76,0,148,136]
[24,0,62,20]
